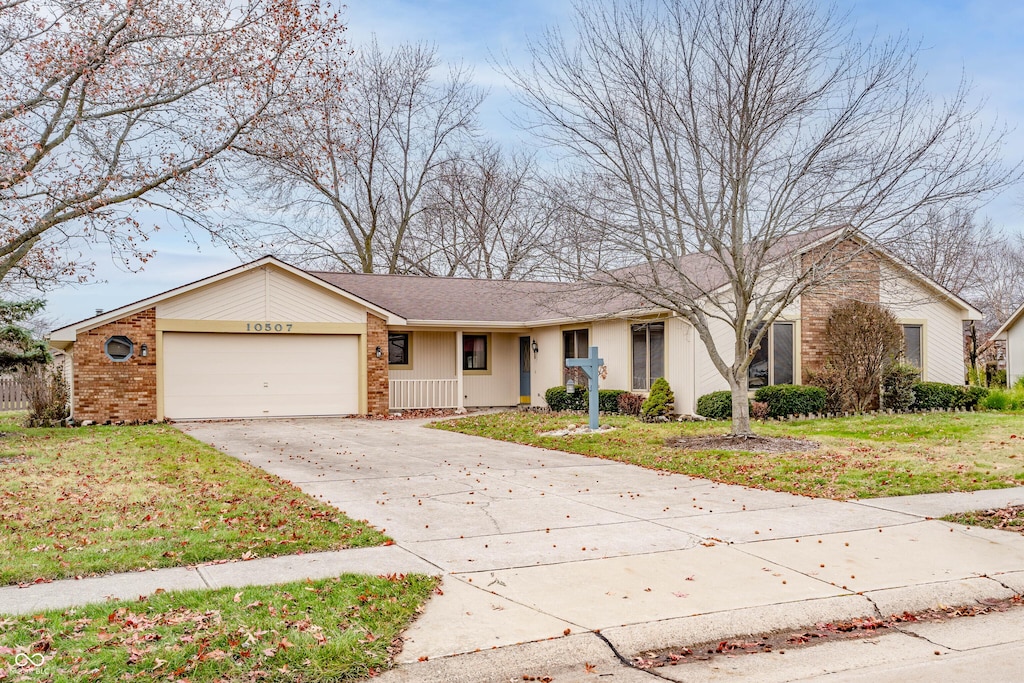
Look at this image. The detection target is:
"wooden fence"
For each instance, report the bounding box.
[0,377,28,411]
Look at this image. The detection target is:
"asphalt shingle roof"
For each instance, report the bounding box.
[311,226,847,324]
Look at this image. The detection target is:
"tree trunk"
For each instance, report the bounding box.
[729,373,753,437]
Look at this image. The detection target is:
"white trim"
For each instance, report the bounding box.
[991,301,1024,342]
[49,256,407,341]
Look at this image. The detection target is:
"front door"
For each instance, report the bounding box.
[519,336,531,404]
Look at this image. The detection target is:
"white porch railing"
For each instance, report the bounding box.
[389,379,459,410]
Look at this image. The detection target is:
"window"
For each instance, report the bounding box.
[563,328,589,383]
[463,334,488,371]
[631,322,665,391]
[388,332,410,366]
[105,335,134,362]
[747,322,795,389]
[903,324,922,369]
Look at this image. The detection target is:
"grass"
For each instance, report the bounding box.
[0,414,387,586]
[943,506,1024,535]
[435,411,1024,499]
[0,573,436,682]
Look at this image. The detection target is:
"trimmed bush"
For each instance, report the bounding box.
[912,382,961,410]
[598,389,627,413]
[957,385,989,410]
[882,363,919,412]
[641,377,674,421]
[545,387,629,413]
[544,386,587,411]
[753,384,826,418]
[617,392,644,416]
[696,390,733,420]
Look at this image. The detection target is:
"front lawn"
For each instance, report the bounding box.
[0,415,387,586]
[436,411,1024,498]
[0,573,436,682]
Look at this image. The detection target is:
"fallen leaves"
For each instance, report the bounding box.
[0,423,388,585]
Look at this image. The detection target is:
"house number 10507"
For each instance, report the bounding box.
[245,323,294,332]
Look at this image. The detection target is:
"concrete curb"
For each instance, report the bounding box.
[377,632,631,683]
[600,594,876,655]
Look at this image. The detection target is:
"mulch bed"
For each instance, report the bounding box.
[361,408,459,421]
[666,434,820,453]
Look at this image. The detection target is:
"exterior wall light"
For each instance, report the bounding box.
[140,344,148,357]
[375,346,383,359]
[531,339,539,355]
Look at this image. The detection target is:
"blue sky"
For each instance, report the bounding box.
[43,0,1024,325]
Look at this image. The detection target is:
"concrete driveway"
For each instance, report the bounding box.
[180,417,1024,679]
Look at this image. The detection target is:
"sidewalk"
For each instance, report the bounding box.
[6,413,1024,683]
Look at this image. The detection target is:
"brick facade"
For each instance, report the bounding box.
[800,241,881,381]
[73,308,157,423]
[366,313,390,415]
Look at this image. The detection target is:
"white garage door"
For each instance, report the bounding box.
[163,333,360,419]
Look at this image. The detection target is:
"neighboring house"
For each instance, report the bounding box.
[991,301,1024,388]
[48,229,980,423]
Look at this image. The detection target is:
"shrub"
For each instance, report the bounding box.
[598,389,627,413]
[981,390,1010,411]
[617,392,645,416]
[822,300,904,412]
[21,365,70,427]
[696,390,733,420]
[640,377,674,421]
[911,382,961,410]
[979,385,1024,411]
[749,400,769,421]
[545,387,629,413]
[544,386,587,411]
[957,385,989,410]
[753,384,826,418]
[806,367,845,413]
[881,363,919,412]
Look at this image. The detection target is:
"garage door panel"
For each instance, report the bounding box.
[163,333,359,419]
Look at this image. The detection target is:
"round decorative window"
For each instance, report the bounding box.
[105,335,134,362]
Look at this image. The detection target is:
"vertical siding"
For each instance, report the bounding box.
[530,326,563,407]
[1007,322,1024,387]
[387,331,456,380]
[63,349,74,412]
[666,317,694,414]
[158,268,266,320]
[879,265,967,385]
[694,316,733,397]
[266,269,366,322]
[591,320,630,391]
[465,333,519,407]
[157,265,367,323]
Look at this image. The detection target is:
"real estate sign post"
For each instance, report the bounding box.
[566,346,604,430]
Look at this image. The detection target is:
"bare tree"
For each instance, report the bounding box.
[887,207,997,298]
[973,234,1024,318]
[506,0,1016,435]
[234,40,485,274]
[404,143,559,278]
[0,0,347,289]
